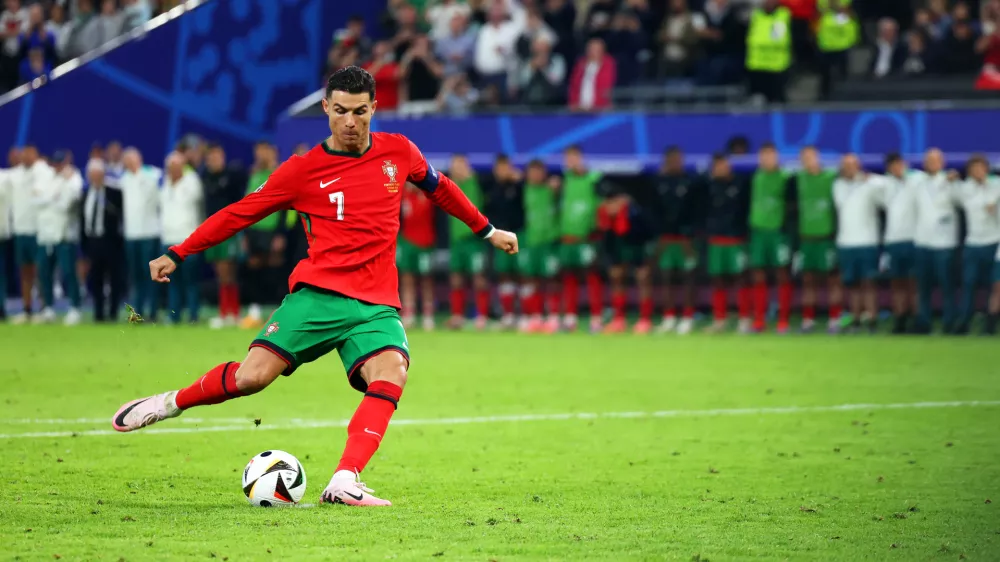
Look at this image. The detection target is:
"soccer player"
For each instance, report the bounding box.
[518,160,561,333]
[35,150,83,325]
[398,181,438,330]
[160,152,204,324]
[111,67,517,507]
[651,147,700,334]
[832,154,883,333]
[0,152,11,322]
[600,190,656,333]
[952,155,1000,334]
[121,148,163,322]
[11,145,46,324]
[791,146,841,333]
[747,143,793,333]
[880,153,917,334]
[558,145,606,333]
[988,245,1000,334]
[445,154,490,329]
[201,144,246,329]
[912,148,959,334]
[704,153,752,333]
[484,154,524,330]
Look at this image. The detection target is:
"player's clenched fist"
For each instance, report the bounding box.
[149,255,177,283]
[489,229,519,255]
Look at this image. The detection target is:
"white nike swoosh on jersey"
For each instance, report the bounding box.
[320,178,341,188]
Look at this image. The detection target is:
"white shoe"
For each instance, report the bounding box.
[421,316,435,331]
[33,307,56,324]
[704,319,727,334]
[247,303,263,322]
[64,308,82,326]
[562,314,578,332]
[208,316,226,330]
[10,312,29,325]
[111,391,182,432]
[499,314,516,330]
[677,317,694,335]
[320,470,392,507]
[738,317,753,334]
[657,316,678,333]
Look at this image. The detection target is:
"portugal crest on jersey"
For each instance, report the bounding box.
[264,322,279,337]
[382,160,400,193]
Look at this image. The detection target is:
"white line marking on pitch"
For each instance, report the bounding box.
[1,400,998,440]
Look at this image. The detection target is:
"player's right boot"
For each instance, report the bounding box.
[562,314,578,332]
[657,315,678,334]
[320,472,391,507]
[111,391,182,432]
[676,317,694,335]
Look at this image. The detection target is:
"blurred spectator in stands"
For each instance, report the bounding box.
[912,8,936,41]
[64,0,100,59]
[435,11,476,77]
[474,1,525,101]
[362,41,401,111]
[543,0,577,66]
[975,9,1000,88]
[583,0,616,43]
[514,35,566,105]
[18,46,48,84]
[391,2,421,60]
[785,0,817,69]
[122,0,152,33]
[47,4,71,60]
[745,0,791,103]
[468,0,488,26]
[96,0,124,47]
[399,34,444,115]
[870,18,906,78]
[19,4,55,65]
[333,14,372,63]
[436,71,480,114]
[817,0,858,98]
[0,0,28,91]
[696,0,746,86]
[659,0,703,78]
[926,0,952,40]
[625,0,655,39]
[984,0,1000,34]
[428,0,471,41]
[515,8,556,63]
[569,37,616,111]
[477,82,503,109]
[81,160,125,323]
[902,30,930,76]
[607,10,647,86]
[933,7,983,74]
[325,43,359,78]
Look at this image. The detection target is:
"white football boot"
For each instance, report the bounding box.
[320,470,391,507]
[111,391,182,432]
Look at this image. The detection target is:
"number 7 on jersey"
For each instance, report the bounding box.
[329,191,344,220]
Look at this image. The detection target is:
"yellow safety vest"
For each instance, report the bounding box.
[746,7,792,73]
[817,0,852,13]
[817,12,858,53]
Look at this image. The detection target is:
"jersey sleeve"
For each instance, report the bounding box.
[405,138,492,237]
[167,160,298,263]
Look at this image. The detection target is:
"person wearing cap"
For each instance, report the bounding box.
[35,149,83,325]
[82,159,125,322]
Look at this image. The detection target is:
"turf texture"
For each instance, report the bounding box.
[2,325,999,561]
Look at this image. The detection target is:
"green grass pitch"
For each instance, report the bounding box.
[2,325,999,561]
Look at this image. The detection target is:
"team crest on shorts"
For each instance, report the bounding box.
[264,322,279,337]
[382,160,400,193]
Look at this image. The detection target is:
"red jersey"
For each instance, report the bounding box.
[167,132,491,308]
[401,185,436,248]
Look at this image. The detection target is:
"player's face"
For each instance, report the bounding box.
[449,156,470,179]
[526,165,546,184]
[888,160,906,177]
[712,159,730,177]
[106,142,122,163]
[841,155,859,177]
[563,150,583,172]
[800,148,819,171]
[969,161,988,181]
[664,151,683,173]
[493,160,511,179]
[924,149,943,174]
[759,148,778,170]
[206,149,225,172]
[22,147,37,165]
[323,91,376,151]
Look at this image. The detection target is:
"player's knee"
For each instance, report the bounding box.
[365,351,408,389]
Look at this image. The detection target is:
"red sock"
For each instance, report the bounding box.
[754,282,768,327]
[639,297,653,321]
[803,305,816,321]
[450,288,464,317]
[778,283,792,324]
[227,284,241,317]
[586,272,603,317]
[546,290,560,316]
[712,288,727,321]
[476,289,492,318]
[336,381,403,475]
[174,362,243,409]
[563,273,579,315]
[531,292,544,316]
[497,284,514,316]
[830,304,842,321]
[737,287,751,319]
[217,285,229,317]
[612,291,626,320]
[682,305,695,319]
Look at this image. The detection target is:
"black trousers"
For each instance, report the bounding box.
[747,70,788,103]
[87,240,126,322]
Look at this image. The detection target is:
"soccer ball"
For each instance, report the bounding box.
[242,450,307,507]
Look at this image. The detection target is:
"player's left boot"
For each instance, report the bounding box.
[775,320,790,334]
[543,315,561,334]
[111,391,182,432]
[421,316,435,331]
[320,472,391,507]
[33,307,56,324]
[64,307,82,326]
[633,319,652,334]
[657,315,678,334]
[476,315,492,331]
[604,317,627,334]
[676,317,694,335]
[737,318,753,334]
[589,317,603,334]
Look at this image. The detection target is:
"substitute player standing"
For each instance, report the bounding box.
[747,143,793,333]
[703,153,752,333]
[518,160,561,333]
[111,67,518,507]
[559,145,606,333]
[880,153,917,334]
[832,153,883,333]
[445,154,490,329]
[398,181,438,330]
[952,155,1000,334]
[484,154,524,329]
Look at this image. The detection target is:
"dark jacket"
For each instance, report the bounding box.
[651,172,703,237]
[483,176,524,233]
[201,167,246,217]
[80,185,124,251]
[703,174,750,238]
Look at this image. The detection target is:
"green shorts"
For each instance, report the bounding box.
[396,239,434,275]
[800,239,836,272]
[518,244,559,278]
[251,287,409,393]
[560,242,597,270]
[204,238,241,262]
[748,229,790,269]
[449,237,486,274]
[493,249,518,275]
[606,239,648,267]
[707,243,747,277]
[658,240,697,272]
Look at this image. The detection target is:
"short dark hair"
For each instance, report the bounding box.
[206,142,224,152]
[527,158,546,169]
[495,153,510,164]
[326,66,376,101]
[712,152,728,163]
[348,14,365,24]
[884,152,903,167]
[968,154,989,168]
[664,145,682,156]
[564,144,582,154]
[759,142,776,151]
